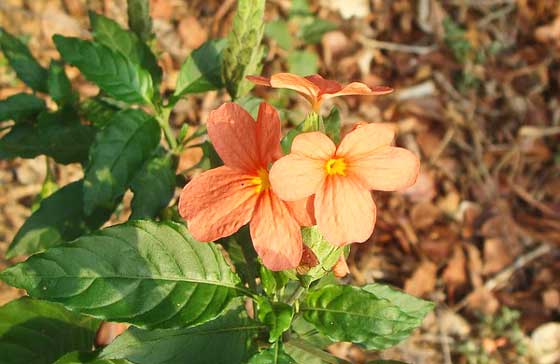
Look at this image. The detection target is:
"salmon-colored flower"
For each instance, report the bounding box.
[332,256,350,278]
[247,73,393,111]
[179,102,313,271]
[269,123,419,246]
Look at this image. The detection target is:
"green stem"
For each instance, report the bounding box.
[287,285,305,306]
[154,106,178,151]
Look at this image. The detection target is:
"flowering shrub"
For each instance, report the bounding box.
[0,1,433,363]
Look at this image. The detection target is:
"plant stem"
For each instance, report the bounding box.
[287,285,305,306]
[154,106,178,151]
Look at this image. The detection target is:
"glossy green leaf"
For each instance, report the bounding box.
[265,20,293,50]
[0,93,45,122]
[323,107,341,144]
[303,284,433,350]
[300,19,337,44]
[0,297,101,364]
[130,152,176,220]
[248,344,296,364]
[6,180,114,259]
[0,220,243,329]
[0,27,48,92]
[220,226,258,290]
[260,265,291,297]
[127,0,153,43]
[53,35,153,104]
[0,109,95,164]
[174,39,226,98]
[55,352,129,364]
[79,97,119,129]
[89,12,161,85]
[83,109,160,214]
[257,299,294,342]
[100,306,262,364]
[222,0,266,99]
[48,61,77,107]
[361,283,435,322]
[287,50,318,76]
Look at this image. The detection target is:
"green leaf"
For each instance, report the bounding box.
[55,352,129,364]
[79,97,119,129]
[0,93,46,122]
[127,0,153,43]
[129,152,176,220]
[257,299,294,342]
[6,180,113,259]
[100,306,261,364]
[0,27,48,92]
[300,19,337,44]
[265,20,293,50]
[222,0,266,99]
[248,344,296,364]
[302,284,432,350]
[0,220,244,329]
[285,338,349,364]
[83,109,160,214]
[0,109,95,164]
[89,12,161,85]
[48,61,77,107]
[361,283,435,321]
[300,226,345,284]
[53,35,153,104]
[289,0,311,17]
[220,226,258,290]
[0,297,101,364]
[287,50,318,76]
[236,95,264,119]
[174,39,226,99]
[323,107,341,144]
[260,265,291,297]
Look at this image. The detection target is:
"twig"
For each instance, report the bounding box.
[437,309,454,364]
[357,35,437,55]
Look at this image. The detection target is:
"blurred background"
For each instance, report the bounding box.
[1,0,559,363]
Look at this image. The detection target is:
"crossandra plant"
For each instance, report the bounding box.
[0,1,434,363]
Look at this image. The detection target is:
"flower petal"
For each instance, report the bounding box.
[178,166,258,241]
[336,122,395,159]
[349,146,420,191]
[333,256,350,278]
[286,196,316,226]
[207,102,261,172]
[323,82,393,98]
[270,73,321,99]
[255,102,283,165]
[305,74,342,94]
[246,75,271,86]
[314,176,376,246]
[269,154,325,201]
[250,191,303,271]
[292,132,336,159]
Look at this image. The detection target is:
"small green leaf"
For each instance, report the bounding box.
[303,284,433,350]
[0,220,243,329]
[0,297,101,364]
[130,152,176,220]
[55,352,129,364]
[323,107,340,144]
[54,35,154,104]
[300,18,337,44]
[260,265,291,297]
[0,93,46,122]
[174,39,226,98]
[236,95,264,119]
[79,97,119,129]
[222,0,266,99]
[287,50,318,76]
[285,338,349,364]
[127,0,153,43]
[6,180,114,259]
[248,344,296,364]
[289,0,311,17]
[89,12,161,85]
[48,61,77,107]
[100,306,262,364]
[361,283,435,321]
[31,166,58,212]
[83,109,160,215]
[300,226,346,284]
[257,299,294,342]
[265,20,293,50]
[0,27,48,92]
[220,226,258,290]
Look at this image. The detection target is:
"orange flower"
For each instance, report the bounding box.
[247,73,393,111]
[179,102,312,271]
[269,123,419,246]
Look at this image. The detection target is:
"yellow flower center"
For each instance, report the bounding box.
[250,168,270,193]
[325,158,346,176]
